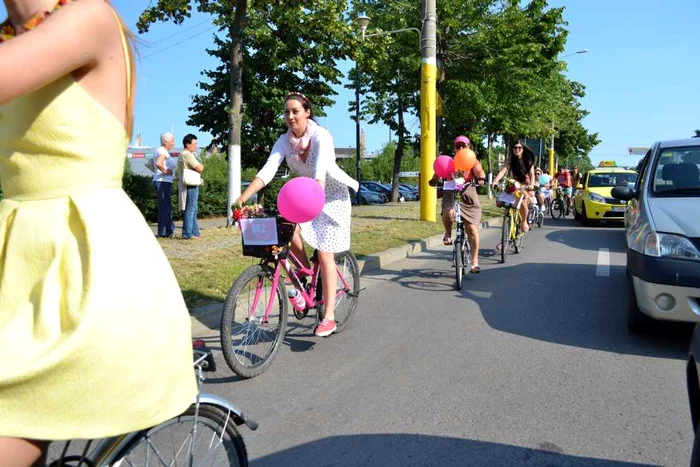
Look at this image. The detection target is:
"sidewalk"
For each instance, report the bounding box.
[188,214,503,335]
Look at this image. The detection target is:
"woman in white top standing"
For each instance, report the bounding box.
[236,92,358,337]
[153,132,177,237]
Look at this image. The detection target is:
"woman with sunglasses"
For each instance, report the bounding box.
[235,92,358,338]
[492,140,536,233]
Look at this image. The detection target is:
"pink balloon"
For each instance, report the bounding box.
[433,155,454,178]
[277,177,325,224]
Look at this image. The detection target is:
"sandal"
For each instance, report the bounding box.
[443,235,453,246]
[470,265,481,274]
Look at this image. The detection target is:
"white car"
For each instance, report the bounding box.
[612,138,700,332]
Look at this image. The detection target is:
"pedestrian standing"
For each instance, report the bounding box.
[177,134,204,239]
[153,132,176,237]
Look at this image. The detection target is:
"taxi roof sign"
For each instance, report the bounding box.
[598,160,617,167]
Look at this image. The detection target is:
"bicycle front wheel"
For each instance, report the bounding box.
[113,404,248,466]
[454,240,463,289]
[220,264,288,379]
[551,199,564,219]
[330,251,361,333]
[501,213,510,263]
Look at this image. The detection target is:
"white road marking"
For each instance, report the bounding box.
[596,248,610,276]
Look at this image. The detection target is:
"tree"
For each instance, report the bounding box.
[138,1,356,222]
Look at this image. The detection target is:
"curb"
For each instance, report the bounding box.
[190,215,503,335]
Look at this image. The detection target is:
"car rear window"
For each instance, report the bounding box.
[652,147,700,196]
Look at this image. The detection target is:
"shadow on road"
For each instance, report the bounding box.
[546,225,626,253]
[460,262,692,360]
[362,246,691,360]
[251,433,655,467]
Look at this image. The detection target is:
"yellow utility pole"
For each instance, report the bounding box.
[548,122,555,176]
[419,0,437,221]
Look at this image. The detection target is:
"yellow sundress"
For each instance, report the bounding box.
[0,25,197,439]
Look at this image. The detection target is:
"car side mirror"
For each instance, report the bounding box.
[576,184,583,190]
[611,186,636,201]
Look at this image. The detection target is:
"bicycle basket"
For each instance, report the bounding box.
[240,217,296,258]
[496,191,518,208]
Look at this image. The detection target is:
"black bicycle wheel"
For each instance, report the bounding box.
[112,404,248,466]
[220,264,288,379]
[501,213,510,263]
[536,210,543,228]
[462,234,472,276]
[454,239,463,289]
[329,251,361,333]
[551,199,564,219]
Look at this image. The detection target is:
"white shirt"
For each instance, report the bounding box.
[152,146,176,183]
[255,121,359,191]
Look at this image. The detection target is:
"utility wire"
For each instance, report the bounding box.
[139,25,217,60]
[143,18,213,45]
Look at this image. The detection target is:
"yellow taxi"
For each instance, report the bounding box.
[573,162,638,226]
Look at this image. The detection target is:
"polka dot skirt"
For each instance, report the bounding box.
[286,155,351,253]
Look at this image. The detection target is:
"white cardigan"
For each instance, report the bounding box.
[256,121,359,192]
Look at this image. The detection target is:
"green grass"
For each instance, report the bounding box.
[160,195,498,309]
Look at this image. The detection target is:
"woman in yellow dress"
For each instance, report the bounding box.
[0,0,197,464]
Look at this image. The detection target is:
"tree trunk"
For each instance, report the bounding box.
[227,0,247,226]
[391,92,405,203]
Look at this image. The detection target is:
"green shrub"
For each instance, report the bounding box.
[476,185,489,196]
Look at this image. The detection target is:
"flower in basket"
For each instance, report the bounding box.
[232,204,266,224]
[504,179,520,194]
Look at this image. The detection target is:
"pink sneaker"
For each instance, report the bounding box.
[315,319,337,337]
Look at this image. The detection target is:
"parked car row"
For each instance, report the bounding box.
[350,181,419,204]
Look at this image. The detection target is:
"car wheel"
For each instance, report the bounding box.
[627,275,654,334]
[691,424,700,467]
[581,204,592,227]
[574,202,581,220]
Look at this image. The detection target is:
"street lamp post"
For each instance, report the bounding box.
[548,49,589,175]
[354,15,420,206]
[354,15,371,206]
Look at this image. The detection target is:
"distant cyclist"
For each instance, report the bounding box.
[535,168,552,213]
[492,141,536,233]
[571,165,583,196]
[554,165,572,214]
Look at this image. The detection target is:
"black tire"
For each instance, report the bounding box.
[501,213,510,263]
[574,202,582,220]
[220,264,288,379]
[627,275,654,334]
[551,199,564,219]
[536,210,543,228]
[691,424,700,467]
[581,204,592,227]
[462,236,472,276]
[526,206,536,225]
[513,219,522,254]
[329,251,361,333]
[113,404,248,466]
[455,240,463,289]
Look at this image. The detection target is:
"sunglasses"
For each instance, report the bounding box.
[513,146,523,150]
[454,143,467,149]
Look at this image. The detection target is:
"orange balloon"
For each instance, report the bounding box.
[454,148,476,172]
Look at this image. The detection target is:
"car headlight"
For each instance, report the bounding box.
[588,193,606,203]
[644,232,700,260]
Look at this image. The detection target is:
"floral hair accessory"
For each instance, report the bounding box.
[285,92,310,103]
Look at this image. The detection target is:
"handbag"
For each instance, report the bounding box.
[145,157,156,172]
[183,168,202,186]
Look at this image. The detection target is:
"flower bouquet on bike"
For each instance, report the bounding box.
[234,204,296,259]
[495,179,524,208]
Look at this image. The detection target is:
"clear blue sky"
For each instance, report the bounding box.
[4,1,698,166]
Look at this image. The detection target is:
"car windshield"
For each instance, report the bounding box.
[587,172,637,188]
[652,146,700,196]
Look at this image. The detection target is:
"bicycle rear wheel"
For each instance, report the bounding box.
[501,213,510,263]
[319,251,361,333]
[551,199,564,219]
[220,264,288,379]
[113,404,248,466]
[454,239,463,289]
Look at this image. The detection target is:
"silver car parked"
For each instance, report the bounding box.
[612,138,700,332]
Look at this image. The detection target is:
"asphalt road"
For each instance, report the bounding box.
[195,217,695,467]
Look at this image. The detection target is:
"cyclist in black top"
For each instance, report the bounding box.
[492,141,536,232]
